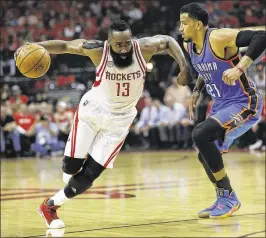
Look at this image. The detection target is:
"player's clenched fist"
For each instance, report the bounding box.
[222,67,243,86]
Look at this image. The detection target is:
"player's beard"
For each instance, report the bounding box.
[110,47,133,68]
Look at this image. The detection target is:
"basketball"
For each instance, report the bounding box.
[15,43,51,78]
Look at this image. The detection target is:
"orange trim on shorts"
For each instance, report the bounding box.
[230,56,259,115]
[210,108,250,132]
[221,150,228,154]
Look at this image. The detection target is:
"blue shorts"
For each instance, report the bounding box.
[209,98,263,153]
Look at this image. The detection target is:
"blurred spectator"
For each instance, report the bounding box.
[254,63,265,96]
[9,85,29,105]
[28,114,64,157]
[163,75,191,105]
[165,96,194,149]
[134,97,159,149]
[0,103,21,157]
[54,101,73,143]
[13,104,36,155]
[0,46,16,76]
[56,64,76,88]
[1,84,11,102]
[249,97,266,151]
[63,21,75,39]
[153,98,170,148]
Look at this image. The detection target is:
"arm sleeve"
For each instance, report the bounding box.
[236,30,266,61]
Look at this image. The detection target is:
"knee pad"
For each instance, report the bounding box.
[80,156,105,182]
[192,123,205,144]
[64,156,105,198]
[67,169,93,196]
[193,119,226,144]
[65,174,92,198]
[62,156,85,175]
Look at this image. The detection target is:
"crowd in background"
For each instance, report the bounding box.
[1,0,265,158]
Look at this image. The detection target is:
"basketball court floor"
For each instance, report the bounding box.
[1,151,265,237]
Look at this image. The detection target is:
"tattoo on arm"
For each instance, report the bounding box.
[139,35,188,70]
[164,36,187,69]
[82,40,104,50]
[38,39,87,55]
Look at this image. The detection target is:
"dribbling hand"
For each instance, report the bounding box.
[14,42,31,61]
[222,67,243,86]
[189,91,200,120]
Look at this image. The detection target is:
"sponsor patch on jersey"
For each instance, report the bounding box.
[83,100,89,106]
[107,61,114,67]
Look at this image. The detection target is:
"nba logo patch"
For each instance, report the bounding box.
[107,61,114,67]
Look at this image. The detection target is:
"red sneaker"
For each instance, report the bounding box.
[37,198,65,229]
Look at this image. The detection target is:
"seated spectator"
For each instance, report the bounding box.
[163,75,191,105]
[249,97,266,151]
[9,85,29,106]
[56,64,76,88]
[153,98,171,148]
[134,97,159,149]
[0,103,21,157]
[28,115,65,157]
[254,63,265,96]
[54,101,73,143]
[1,84,10,102]
[13,104,36,156]
[165,96,194,149]
[0,46,16,76]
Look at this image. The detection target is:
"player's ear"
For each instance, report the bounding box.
[196,21,204,30]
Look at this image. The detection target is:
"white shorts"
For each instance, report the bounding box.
[64,94,137,168]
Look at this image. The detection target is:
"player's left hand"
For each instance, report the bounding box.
[177,67,190,86]
[222,67,243,86]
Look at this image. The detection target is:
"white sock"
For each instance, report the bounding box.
[63,172,73,184]
[50,189,69,206]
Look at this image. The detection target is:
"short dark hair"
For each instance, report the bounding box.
[108,20,131,33]
[180,2,209,26]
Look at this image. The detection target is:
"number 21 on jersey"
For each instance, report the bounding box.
[206,83,221,98]
[116,83,130,96]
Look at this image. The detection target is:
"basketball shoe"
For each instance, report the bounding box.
[38,198,65,229]
[209,188,241,219]
[198,189,220,218]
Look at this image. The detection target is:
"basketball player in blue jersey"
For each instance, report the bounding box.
[179,3,266,219]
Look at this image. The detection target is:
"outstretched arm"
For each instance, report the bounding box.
[211,29,266,85]
[139,35,190,85]
[36,39,88,55]
[15,39,104,67]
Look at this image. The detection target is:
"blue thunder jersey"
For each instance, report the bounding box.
[188,28,260,115]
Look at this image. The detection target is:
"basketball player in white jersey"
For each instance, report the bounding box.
[16,20,189,229]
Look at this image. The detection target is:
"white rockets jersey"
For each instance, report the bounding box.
[86,40,147,112]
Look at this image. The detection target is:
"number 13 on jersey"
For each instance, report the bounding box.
[116,83,130,96]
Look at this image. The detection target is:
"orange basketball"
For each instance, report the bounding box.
[15,43,51,78]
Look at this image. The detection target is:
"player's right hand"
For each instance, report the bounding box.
[189,91,200,120]
[14,42,31,61]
